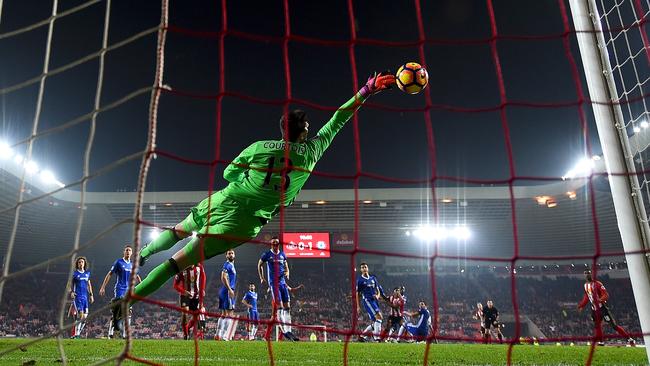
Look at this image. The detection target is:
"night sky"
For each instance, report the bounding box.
[0,0,603,193]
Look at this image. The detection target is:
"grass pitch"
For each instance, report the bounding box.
[0,338,647,365]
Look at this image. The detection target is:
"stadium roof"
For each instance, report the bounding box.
[0,157,627,270]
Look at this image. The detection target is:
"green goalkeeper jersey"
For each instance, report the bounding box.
[220,93,365,219]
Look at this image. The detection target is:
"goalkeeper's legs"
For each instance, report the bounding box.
[132,215,263,304]
[139,214,196,266]
[139,192,231,265]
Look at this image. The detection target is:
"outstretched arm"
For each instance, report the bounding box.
[310,72,395,161]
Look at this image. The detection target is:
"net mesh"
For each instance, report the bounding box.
[598,0,650,244]
[0,0,649,365]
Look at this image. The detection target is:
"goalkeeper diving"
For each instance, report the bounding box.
[132,72,396,302]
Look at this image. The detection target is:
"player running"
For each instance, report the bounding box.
[258,236,298,341]
[399,300,432,343]
[482,300,504,343]
[242,283,259,340]
[577,270,635,346]
[132,72,396,303]
[99,245,141,338]
[69,256,94,339]
[356,262,386,342]
[173,263,205,340]
[216,250,237,341]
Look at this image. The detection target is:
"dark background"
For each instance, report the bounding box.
[0,0,604,193]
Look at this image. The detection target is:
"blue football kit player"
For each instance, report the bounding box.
[242,282,259,340]
[216,250,237,341]
[70,256,93,338]
[99,245,141,338]
[356,262,386,341]
[258,236,299,341]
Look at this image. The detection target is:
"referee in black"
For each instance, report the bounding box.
[482,300,504,343]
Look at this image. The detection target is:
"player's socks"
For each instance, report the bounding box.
[223,318,231,340]
[250,325,258,340]
[283,310,292,333]
[388,328,394,338]
[397,325,405,341]
[216,318,225,339]
[373,320,382,340]
[363,324,373,333]
[187,318,197,333]
[276,309,285,333]
[131,259,178,304]
[140,229,181,260]
[594,324,604,341]
[614,325,630,338]
[224,318,234,340]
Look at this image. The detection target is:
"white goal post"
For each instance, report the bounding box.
[569,0,650,361]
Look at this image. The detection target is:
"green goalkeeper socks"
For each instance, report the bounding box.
[140,229,179,259]
[131,259,177,304]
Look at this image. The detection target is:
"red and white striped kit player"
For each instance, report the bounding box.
[386,287,406,342]
[581,280,608,311]
[577,270,635,346]
[174,264,205,301]
[173,263,205,340]
[390,294,405,317]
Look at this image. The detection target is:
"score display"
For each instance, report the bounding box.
[283,232,330,258]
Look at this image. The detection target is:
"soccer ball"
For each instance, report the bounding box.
[395,62,429,94]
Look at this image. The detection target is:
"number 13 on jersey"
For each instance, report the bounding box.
[262,156,293,191]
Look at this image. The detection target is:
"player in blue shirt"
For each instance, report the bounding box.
[216,249,237,341]
[242,282,259,340]
[99,245,141,338]
[401,301,432,343]
[258,236,299,341]
[356,262,386,342]
[69,256,93,339]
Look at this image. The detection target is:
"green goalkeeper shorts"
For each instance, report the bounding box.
[178,190,265,264]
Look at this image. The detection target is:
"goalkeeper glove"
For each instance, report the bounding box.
[359,71,395,98]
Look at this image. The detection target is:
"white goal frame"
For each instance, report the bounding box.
[569,0,650,361]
